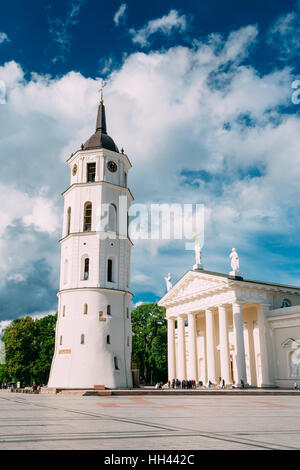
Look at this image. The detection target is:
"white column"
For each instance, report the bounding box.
[167,317,176,381]
[205,309,216,382]
[247,321,257,386]
[218,305,231,384]
[257,304,274,387]
[177,316,186,380]
[232,302,248,386]
[187,313,198,380]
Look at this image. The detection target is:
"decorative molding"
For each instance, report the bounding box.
[86,154,98,161]
[281,338,300,349]
[270,318,300,329]
[160,271,300,311]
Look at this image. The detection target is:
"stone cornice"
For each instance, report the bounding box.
[268,312,300,329]
[61,181,134,201]
[165,291,238,317]
[58,286,133,298]
[159,270,300,310]
[67,148,132,169]
[59,230,133,246]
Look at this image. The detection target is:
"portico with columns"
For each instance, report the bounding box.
[159,269,300,388]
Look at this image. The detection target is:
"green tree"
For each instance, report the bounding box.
[131,303,167,384]
[0,364,8,384]
[2,316,39,386]
[2,313,57,387]
[31,313,57,385]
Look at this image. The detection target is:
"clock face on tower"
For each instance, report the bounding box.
[107,161,118,173]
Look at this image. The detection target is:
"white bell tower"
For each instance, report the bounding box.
[48,94,133,389]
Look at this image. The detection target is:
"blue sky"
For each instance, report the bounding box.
[1,0,300,321]
[1,0,299,77]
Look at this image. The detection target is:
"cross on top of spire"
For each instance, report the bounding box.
[98,79,106,104]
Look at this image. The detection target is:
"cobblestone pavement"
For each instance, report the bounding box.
[0,391,300,450]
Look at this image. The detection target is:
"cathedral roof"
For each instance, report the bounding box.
[83,101,119,152]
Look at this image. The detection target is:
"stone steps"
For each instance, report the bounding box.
[22,387,300,397]
[108,389,300,396]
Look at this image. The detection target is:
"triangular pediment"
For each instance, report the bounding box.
[159,270,230,305]
[282,338,300,349]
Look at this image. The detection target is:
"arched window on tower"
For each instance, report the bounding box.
[81,334,85,344]
[83,202,92,231]
[67,207,71,235]
[107,259,113,282]
[83,303,88,315]
[114,356,119,370]
[108,203,117,232]
[107,305,111,316]
[84,258,89,280]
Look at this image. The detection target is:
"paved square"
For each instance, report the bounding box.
[1,391,300,449]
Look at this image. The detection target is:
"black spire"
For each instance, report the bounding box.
[95,101,107,134]
[82,99,118,152]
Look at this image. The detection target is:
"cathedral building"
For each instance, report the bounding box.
[48,95,133,389]
[158,253,300,388]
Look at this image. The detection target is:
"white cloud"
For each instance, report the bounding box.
[0,186,59,237]
[129,9,187,47]
[222,25,258,62]
[0,61,23,88]
[267,1,300,60]
[0,32,10,45]
[131,273,152,283]
[133,301,144,308]
[48,0,86,62]
[0,320,11,334]
[7,273,26,283]
[1,22,300,318]
[113,3,127,26]
[22,197,60,233]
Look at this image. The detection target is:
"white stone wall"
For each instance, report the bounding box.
[269,306,300,388]
[48,289,132,389]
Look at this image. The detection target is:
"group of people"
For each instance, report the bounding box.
[0,381,41,393]
[31,381,41,394]
[167,379,200,389]
[167,379,197,389]
[166,377,228,389]
[1,382,12,390]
